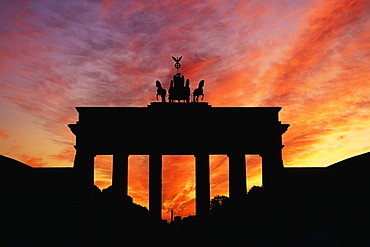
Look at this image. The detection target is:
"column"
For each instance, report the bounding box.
[73,149,95,188]
[195,153,210,218]
[112,153,129,195]
[261,147,284,191]
[149,153,162,220]
[228,153,246,202]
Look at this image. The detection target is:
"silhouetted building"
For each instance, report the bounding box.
[68,103,289,219]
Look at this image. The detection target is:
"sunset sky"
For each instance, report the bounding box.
[1,0,370,220]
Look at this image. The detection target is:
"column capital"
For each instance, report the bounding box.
[194,153,209,158]
[73,145,97,157]
[113,152,129,157]
[227,152,245,157]
[74,147,96,157]
[259,145,285,156]
[149,152,162,156]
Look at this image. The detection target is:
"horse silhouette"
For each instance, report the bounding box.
[155,80,166,103]
[193,80,205,103]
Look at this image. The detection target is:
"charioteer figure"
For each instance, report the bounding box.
[155,56,205,103]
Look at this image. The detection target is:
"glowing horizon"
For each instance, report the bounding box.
[1,0,370,221]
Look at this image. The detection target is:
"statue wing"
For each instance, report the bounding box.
[172,56,182,62]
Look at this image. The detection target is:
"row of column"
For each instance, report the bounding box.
[74,151,283,220]
[110,153,247,219]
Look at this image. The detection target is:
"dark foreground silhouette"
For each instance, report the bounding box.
[1,153,370,246]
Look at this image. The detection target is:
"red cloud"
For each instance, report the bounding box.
[0,129,10,140]
[19,155,47,168]
[49,148,75,163]
[2,0,370,221]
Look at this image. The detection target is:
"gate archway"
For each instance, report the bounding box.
[69,103,289,219]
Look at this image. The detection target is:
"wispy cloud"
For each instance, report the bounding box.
[19,154,47,168]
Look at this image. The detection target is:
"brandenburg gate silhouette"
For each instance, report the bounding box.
[68,57,289,220]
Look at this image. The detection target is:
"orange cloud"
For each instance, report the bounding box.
[49,148,75,163]
[128,155,149,208]
[247,0,370,166]
[94,155,113,189]
[19,154,47,168]
[1,0,370,221]
[0,129,10,140]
